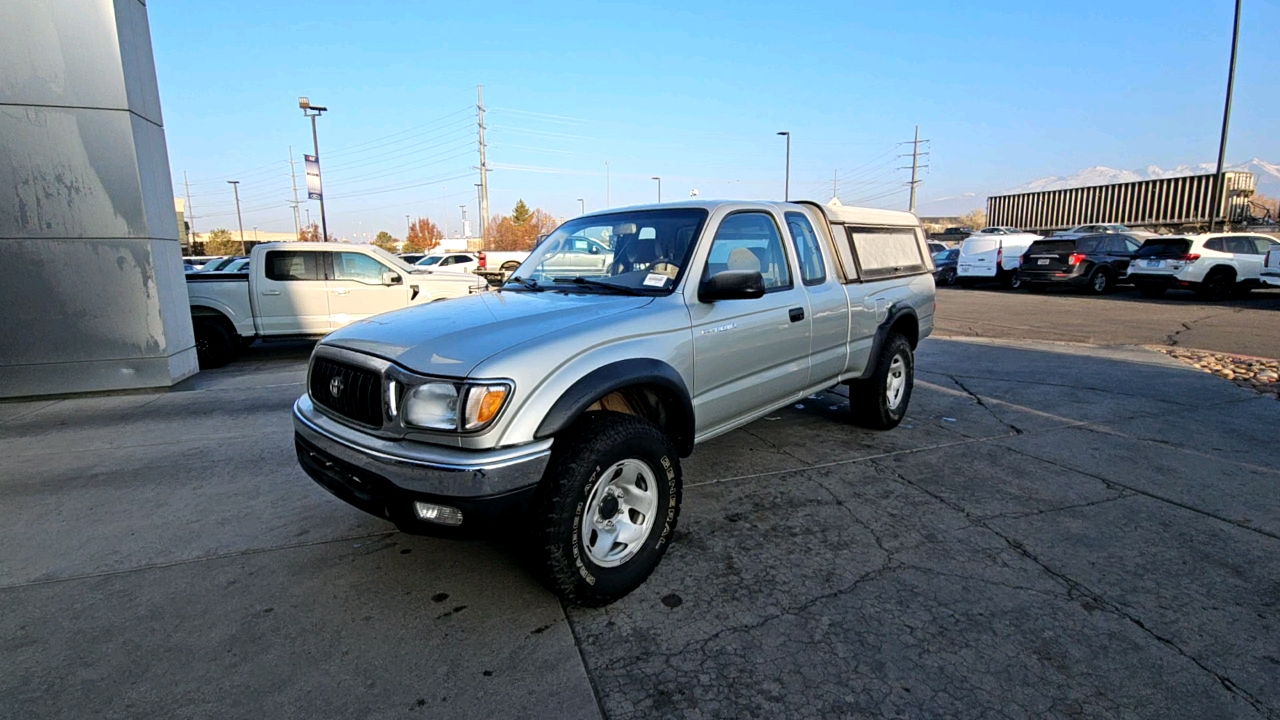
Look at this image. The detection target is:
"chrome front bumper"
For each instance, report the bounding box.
[292,395,552,498]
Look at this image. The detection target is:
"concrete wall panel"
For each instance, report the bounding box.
[115,0,163,126]
[0,0,128,110]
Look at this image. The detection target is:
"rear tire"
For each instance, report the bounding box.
[1007,273,1024,290]
[1138,284,1167,299]
[1086,268,1112,295]
[848,334,914,430]
[940,268,957,286]
[193,318,237,369]
[532,413,682,607]
[1196,269,1234,302]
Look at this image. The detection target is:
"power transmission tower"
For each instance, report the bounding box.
[898,125,930,213]
[287,146,302,238]
[477,85,490,247]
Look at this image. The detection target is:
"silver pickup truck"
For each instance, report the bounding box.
[293,200,935,605]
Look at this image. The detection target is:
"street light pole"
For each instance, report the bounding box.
[299,98,329,241]
[1211,0,1243,232]
[605,161,611,207]
[227,180,245,252]
[651,176,661,203]
[577,198,585,215]
[777,131,791,201]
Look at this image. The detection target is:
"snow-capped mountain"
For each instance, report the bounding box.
[1005,158,1280,196]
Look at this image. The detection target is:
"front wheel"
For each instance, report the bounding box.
[848,333,914,430]
[533,413,682,607]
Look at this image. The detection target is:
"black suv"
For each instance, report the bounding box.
[1015,234,1142,294]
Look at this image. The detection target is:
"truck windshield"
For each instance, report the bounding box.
[509,208,708,294]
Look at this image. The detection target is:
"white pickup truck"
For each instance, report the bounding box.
[187,242,487,368]
[1263,245,1280,288]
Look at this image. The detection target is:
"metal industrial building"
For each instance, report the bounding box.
[987,171,1257,234]
[0,0,195,398]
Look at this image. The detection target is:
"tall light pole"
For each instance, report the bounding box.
[577,198,585,215]
[1211,0,1243,232]
[651,176,662,203]
[227,180,245,252]
[299,97,329,242]
[777,131,791,201]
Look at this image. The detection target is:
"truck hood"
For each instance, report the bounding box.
[320,291,655,377]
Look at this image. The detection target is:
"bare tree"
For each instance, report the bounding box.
[958,209,987,230]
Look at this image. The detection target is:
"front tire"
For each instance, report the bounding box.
[533,413,682,607]
[848,333,914,430]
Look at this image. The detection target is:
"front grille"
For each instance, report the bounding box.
[309,357,384,427]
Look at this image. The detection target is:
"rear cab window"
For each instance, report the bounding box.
[264,251,323,281]
[843,226,927,281]
[784,212,826,286]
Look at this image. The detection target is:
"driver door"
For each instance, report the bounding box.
[689,211,813,434]
[325,251,405,329]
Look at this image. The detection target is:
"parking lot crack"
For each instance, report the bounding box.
[741,427,813,467]
[943,374,1025,435]
[867,458,1276,718]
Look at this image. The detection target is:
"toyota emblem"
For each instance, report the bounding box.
[329,376,344,398]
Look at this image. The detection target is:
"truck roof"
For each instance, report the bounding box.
[575,199,921,228]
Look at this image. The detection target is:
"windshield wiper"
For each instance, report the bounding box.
[552,277,659,296]
[503,275,544,291]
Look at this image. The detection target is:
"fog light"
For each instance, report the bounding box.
[413,502,464,527]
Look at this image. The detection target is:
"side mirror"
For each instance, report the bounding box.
[699,270,766,302]
[382,271,402,286]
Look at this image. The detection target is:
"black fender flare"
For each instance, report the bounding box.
[856,304,920,380]
[535,358,695,457]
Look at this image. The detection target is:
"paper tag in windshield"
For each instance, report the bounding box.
[643,273,668,288]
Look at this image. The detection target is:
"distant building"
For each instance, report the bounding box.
[175,198,189,252]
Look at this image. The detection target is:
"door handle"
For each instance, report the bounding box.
[332,288,350,295]
[261,290,281,296]
[788,307,805,322]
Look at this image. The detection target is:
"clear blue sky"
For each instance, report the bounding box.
[150,0,1280,240]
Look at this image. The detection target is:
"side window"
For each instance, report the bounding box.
[452,254,473,264]
[1203,238,1226,253]
[1125,239,1141,253]
[844,226,927,281]
[264,251,322,281]
[1254,237,1279,255]
[784,212,826,286]
[703,212,791,290]
[1225,237,1259,255]
[332,252,389,283]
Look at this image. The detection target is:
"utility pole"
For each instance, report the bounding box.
[477,85,490,246]
[776,131,791,201]
[227,180,245,252]
[475,183,483,238]
[287,146,302,239]
[405,214,411,241]
[182,171,195,238]
[305,208,311,229]
[1211,0,1242,232]
[900,125,929,213]
[460,205,468,238]
[299,98,329,241]
[606,161,611,207]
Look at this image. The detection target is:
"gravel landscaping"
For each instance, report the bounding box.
[1160,347,1280,399]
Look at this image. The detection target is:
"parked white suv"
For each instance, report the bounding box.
[1125,233,1279,300]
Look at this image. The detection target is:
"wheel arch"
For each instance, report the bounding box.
[534,359,695,457]
[856,304,920,380]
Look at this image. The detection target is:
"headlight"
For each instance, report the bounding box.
[402,381,510,432]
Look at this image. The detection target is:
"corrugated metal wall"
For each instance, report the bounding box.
[987,172,1256,232]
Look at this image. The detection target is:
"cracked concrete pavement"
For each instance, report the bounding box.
[2,336,1278,719]
[934,284,1280,359]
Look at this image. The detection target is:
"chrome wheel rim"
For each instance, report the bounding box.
[581,458,658,567]
[1093,273,1107,292]
[886,354,907,410]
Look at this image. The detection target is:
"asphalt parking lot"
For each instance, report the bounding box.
[936,283,1280,359]
[3,332,1279,719]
